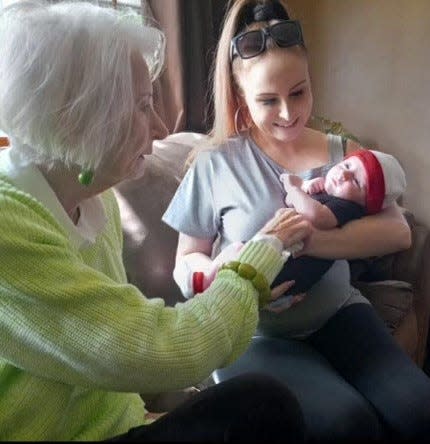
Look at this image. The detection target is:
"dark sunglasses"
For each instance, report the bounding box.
[230,20,304,61]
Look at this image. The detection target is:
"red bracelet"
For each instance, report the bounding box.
[192,271,205,294]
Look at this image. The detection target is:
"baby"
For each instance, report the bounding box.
[269,148,407,307]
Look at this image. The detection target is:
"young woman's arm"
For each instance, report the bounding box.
[173,234,217,298]
[176,233,214,264]
[302,200,411,260]
[174,210,311,298]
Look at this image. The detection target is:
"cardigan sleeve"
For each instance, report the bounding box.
[0,182,284,394]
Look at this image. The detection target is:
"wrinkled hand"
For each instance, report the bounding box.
[290,222,318,258]
[263,279,306,313]
[280,173,303,192]
[260,208,311,249]
[284,187,300,209]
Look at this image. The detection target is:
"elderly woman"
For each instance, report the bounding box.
[0,1,311,441]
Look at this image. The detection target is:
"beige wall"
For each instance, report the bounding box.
[288,0,430,227]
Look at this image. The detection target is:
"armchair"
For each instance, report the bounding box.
[349,210,430,366]
[115,132,430,368]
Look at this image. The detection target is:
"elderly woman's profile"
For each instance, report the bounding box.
[0,1,310,441]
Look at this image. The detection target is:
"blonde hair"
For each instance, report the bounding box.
[0,0,165,171]
[209,0,294,146]
[183,0,296,169]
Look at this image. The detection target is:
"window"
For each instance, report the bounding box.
[0,0,20,7]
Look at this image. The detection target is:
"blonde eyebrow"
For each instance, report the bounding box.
[255,80,307,98]
[290,80,306,90]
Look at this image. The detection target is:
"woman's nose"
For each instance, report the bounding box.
[279,102,293,121]
[151,109,169,141]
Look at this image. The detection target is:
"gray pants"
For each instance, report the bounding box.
[214,303,430,441]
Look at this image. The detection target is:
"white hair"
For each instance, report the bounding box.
[0,0,165,170]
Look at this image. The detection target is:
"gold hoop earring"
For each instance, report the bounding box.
[234,106,250,136]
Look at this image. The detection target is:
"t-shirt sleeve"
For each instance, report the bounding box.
[313,193,366,226]
[162,151,219,239]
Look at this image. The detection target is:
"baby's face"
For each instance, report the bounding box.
[324,156,367,206]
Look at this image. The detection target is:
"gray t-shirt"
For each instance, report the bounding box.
[162,133,368,338]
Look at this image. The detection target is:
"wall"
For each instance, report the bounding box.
[288,0,430,227]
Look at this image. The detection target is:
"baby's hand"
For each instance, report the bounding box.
[265,293,306,313]
[280,173,303,191]
[301,177,325,195]
[263,279,306,313]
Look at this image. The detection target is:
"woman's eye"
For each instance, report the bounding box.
[290,89,304,97]
[344,163,350,169]
[260,98,276,106]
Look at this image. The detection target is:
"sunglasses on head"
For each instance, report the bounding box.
[230,20,304,61]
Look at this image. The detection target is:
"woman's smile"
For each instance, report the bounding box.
[274,116,299,129]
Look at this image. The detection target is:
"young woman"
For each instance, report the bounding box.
[163,0,430,441]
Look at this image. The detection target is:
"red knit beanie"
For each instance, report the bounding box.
[345,149,406,214]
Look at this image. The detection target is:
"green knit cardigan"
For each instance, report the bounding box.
[0,174,284,441]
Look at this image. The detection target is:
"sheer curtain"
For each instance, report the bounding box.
[111,0,228,133]
[112,0,227,133]
[147,0,227,133]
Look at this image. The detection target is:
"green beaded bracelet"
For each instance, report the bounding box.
[220,261,272,308]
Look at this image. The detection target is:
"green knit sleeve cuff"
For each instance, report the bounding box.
[237,240,285,284]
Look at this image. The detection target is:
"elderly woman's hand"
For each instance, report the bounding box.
[264,280,306,313]
[280,173,303,192]
[260,208,311,249]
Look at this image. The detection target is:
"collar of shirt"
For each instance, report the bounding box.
[0,147,107,250]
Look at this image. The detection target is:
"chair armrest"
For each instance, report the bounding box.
[349,211,429,285]
[350,210,430,366]
[394,211,430,365]
[391,211,430,284]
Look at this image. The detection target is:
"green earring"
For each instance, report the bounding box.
[78,169,94,186]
